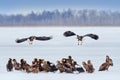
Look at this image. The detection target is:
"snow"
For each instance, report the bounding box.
[0,27,120,80]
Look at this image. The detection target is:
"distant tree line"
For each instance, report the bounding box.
[0,9,120,26]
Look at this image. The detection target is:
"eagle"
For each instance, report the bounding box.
[16,36,52,45]
[63,31,99,45]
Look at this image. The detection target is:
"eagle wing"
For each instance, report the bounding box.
[63,31,76,37]
[35,36,52,41]
[83,34,99,40]
[15,38,28,43]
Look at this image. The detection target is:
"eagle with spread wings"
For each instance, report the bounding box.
[63,31,99,45]
[16,36,52,45]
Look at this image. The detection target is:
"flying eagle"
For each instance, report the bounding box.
[63,31,99,45]
[16,36,52,45]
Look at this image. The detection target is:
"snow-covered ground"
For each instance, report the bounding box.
[0,27,120,80]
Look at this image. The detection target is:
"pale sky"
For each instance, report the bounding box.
[0,0,119,14]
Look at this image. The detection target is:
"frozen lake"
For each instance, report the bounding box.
[0,27,120,80]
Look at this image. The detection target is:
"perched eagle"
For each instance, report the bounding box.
[16,36,52,45]
[63,31,99,45]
